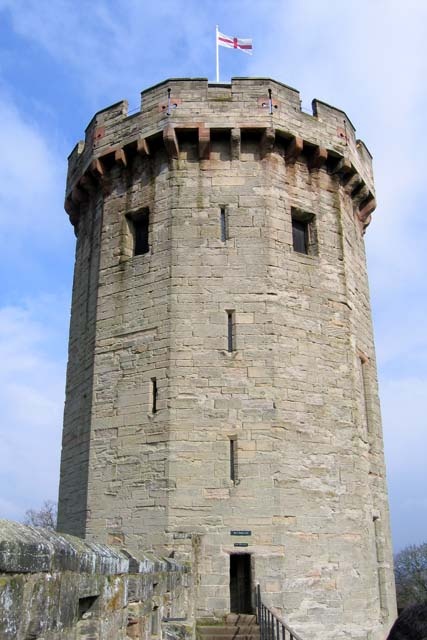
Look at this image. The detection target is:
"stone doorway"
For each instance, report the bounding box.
[230,553,252,613]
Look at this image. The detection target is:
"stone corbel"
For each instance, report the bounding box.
[163,125,179,159]
[136,137,150,156]
[352,183,370,206]
[308,146,328,170]
[230,128,241,160]
[358,196,376,224]
[331,157,353,181]
[114,148,127,167]
[64,194,80,229]
[198,127,210,160]
[90,158,105,179]
[285,136,303,164]
[343,172,362,193]
[260,128,275,158]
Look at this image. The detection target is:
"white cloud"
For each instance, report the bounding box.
[0,299,67,520]
[0,89,73,312]
[0,91,71,519]
[0,0,213,104]
[0,97,65,234]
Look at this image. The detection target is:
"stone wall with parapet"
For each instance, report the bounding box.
[65,77,376,232]
[0,520,191,640]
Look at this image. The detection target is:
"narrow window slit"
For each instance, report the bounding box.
[360,356,372,434]
[373,516,388,614]
[151,377,157,414]
[229,437,237,483]
[227,311,234,352]
[220,206,228,242]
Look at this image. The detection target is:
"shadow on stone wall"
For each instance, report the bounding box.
[0,519,192,640]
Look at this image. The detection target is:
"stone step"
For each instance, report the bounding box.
[225,614,257,625]
[198,627,260,637]
[197,618,261,640]
[197,625,259,640]
[197,614,260,640]
[197,629,259,640]
[200,635,260,640]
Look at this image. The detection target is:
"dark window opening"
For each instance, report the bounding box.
[151,377,157,414]
[292,218,308,254]
[128,208,149,256]
[291,208,316,255]
[220,206,228,242]
[230,438,237,483]
[227,311,234,352]
[360,356,372,434]
[230,554,252,613]
[78,595,99,620]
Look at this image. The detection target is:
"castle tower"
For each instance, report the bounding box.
[58,78,396,639]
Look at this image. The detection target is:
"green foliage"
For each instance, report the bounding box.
[394,543,427,610]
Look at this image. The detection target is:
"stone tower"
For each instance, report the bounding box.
[58,78,396,639]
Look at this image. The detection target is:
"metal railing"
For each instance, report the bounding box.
[256,584,304,640]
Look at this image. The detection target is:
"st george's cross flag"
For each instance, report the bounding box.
[217,30,253,55]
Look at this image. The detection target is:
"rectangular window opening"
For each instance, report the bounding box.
[151,377,158,414]
[220,206,228,242]
[292,218,308,253]
[128,208,150,256]
[291,208,316,255]
[229,437,238,483]
[227,310,234,352]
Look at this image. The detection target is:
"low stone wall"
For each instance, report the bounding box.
[0,520,192,639]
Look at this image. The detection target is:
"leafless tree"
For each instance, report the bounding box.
[23,500,57,530]
[394,543,427,611]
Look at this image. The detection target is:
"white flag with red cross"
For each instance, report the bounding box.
[215,26,253,83]
[217,31,253,55]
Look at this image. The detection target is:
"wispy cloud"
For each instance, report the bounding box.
[0,76,71,518]
[247,0,427,282]
[0,91,72,299]
[0,299,67,520]
[0,0,215,106]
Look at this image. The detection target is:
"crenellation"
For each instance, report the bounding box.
[64,79,376,239]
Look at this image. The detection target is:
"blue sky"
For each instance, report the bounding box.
[0,0,425,552]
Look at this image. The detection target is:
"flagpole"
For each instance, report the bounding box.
[216,25,220,83]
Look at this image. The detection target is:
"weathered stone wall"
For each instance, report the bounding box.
[58,78,396,640]
[0,520,191,639]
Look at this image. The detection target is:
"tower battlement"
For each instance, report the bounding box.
[65,78,375,231]
[58,77,395,640]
